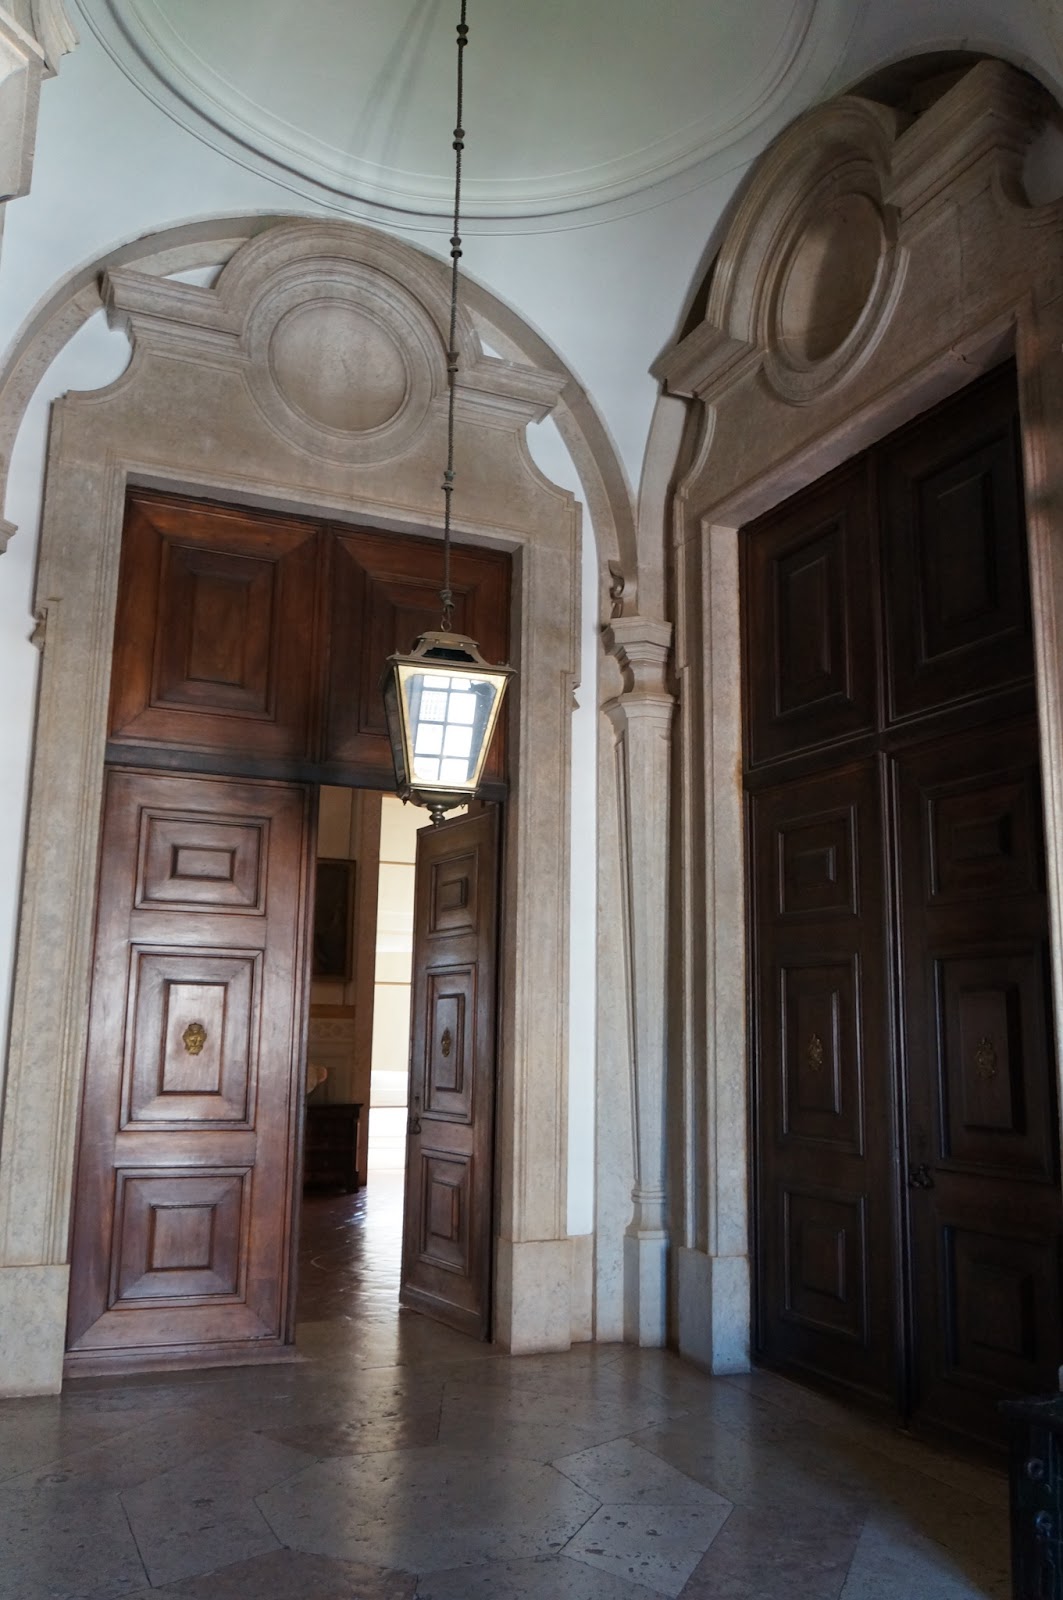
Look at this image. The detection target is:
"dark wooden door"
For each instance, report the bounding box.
[744,362,1062,1445]
[750,759,898,1405]
[895,718,1061,1436]
[401,808,499,1338]
[66,768,313,1372]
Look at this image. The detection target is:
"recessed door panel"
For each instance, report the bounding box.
[124,949,259,1127]
[418,1152,473,1274]
[424,966,475,1120]
[776,807,859,918]
[108,492,323,759]
[112,1169,249,1304]
[781,959,863,1151]
[941,1223,1060,1395]
[743,463,875,767]
[936,948,1052,1177]
[881,373,1032,722]
[782,1188,869,1343]
[137,811,266,911]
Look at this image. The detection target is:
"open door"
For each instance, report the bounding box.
[66,768,313,1373]
[401,807,500,1338]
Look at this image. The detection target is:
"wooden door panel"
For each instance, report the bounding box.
[416,1151,473,1275]
[324,530,509,784]
[138,812,267,910]
[781,1187,870,1344]
[153,544,276,714]
[743,463,875,769]
[926,775,1039,901]
[108,492,324,760]
[424,965,475,1120]
[781,959,864,1151]
[751,762,896,1401]
[894,715,1061,1441]
[936,948,1054,1180]
[402,809,499,1338]
[113,1169,248,1302]
[125,950,259,1126]
[776,808,860,917]
[941,1222,1060,1396]
[881,365,1032,724]
[66,769,312,1369]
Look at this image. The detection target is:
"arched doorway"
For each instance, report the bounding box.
[0,219,585,1390]
[659,59,1063,1436]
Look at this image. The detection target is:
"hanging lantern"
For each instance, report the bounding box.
[381,0,514,823]
[382,629,513,824]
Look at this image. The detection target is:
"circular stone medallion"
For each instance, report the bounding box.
[269,301,409,434]
[778,191,885,365]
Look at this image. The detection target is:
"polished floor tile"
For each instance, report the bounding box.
[0,1175,1010,1599]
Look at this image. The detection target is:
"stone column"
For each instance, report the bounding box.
[603,616,674,1346]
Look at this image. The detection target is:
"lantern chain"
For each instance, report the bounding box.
[441,0,468,633]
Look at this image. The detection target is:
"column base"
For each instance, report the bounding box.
[623,1230,667,1346]
[0,1263,69,1395]
[494,1238,573,1352]
[677,1246,750,1372]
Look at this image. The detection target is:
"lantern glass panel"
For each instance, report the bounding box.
[396,662,504,792]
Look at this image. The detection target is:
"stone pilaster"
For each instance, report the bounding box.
[603,617,674,1346]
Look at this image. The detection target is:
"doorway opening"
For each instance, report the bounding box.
[63,490,509,1378]
[296,790,428,1329]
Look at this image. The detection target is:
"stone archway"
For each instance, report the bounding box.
[655,59,1063,1373]
[0,217,589,1392]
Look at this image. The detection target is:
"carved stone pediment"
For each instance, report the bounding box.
[656,61,1054,420]
[102,222,564,473]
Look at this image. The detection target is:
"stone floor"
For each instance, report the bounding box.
[0,1171,1011,1599]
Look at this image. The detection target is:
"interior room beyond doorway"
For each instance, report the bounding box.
[298,790,430,1325]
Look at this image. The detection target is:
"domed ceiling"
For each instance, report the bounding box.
[79,0,856,226]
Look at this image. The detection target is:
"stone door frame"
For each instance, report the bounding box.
[0,219,586,1392]
[656,60,1063,1372]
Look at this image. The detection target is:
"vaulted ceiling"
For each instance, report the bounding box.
[81,0,866,226]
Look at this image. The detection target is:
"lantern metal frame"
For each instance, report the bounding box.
[383,629,513,824]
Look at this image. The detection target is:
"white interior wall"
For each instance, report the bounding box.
[370,796,429,1172]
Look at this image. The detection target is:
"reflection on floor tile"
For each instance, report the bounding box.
[0,1176,1010,1600]
[417,1553,673,1599]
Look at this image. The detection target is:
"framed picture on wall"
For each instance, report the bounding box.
[313,859,356,979]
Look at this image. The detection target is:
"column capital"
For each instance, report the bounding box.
[602,616,674,707]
